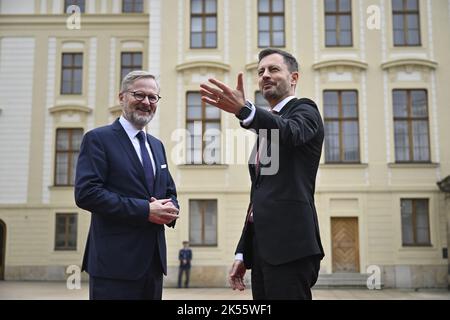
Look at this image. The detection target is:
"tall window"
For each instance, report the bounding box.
[401,199,430,246]
[186,92,221,164]
[55,213,77,250]
[392,0,421,46]
[255,91,271,111]
[120,52,143,85]
[189,200,217,246]
[55,128,83,186]
[190,0,217,48]
[64,0,85,13]
[61,53,83,95]
[122,0,143,13]
[325,0,352,47]
[324,90,360,163]
[258,0,285,47]
[393,89,430,162]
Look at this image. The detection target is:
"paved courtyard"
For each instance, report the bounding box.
[0,281,449,300]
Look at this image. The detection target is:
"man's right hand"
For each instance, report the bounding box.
[148,197,179,225]
[229,260,246,291]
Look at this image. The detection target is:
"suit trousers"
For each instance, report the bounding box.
[250,230,321,300]
[89,248,163,300]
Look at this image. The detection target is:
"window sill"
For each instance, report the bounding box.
[320,163,368,169]
[388,162,439,169]
[177,164,229,170]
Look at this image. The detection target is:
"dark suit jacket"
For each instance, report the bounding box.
[178,248,192,269]
[75,119,178,280]
[236,98,325,268]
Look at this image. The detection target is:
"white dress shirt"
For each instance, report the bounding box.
[119,115,156,175]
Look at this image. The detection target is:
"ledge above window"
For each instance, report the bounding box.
[388,162,439,169]
[49,104,92,115]
[320,163,368,169]
[312,59,368,71]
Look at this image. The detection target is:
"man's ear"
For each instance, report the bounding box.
[118,92,124,106]
[290,71,299,86]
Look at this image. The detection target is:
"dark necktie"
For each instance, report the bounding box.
[136,131,154,194]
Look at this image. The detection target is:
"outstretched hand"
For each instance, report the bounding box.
[200,72,246,115]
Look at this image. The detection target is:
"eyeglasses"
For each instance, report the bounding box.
[126,91,162,103]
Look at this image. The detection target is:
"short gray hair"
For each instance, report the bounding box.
[120,70,159,92]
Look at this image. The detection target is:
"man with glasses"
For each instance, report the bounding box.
[75,71,179,300]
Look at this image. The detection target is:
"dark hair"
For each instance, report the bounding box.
[258,48,299,73]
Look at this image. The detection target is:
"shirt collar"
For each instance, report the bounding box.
[272,96,296,113]
[119,115,146,140]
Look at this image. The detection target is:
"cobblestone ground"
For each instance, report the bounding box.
[0,281,449,300]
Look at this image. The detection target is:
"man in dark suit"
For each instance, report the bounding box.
[177,240,192,288]
[75,71,179,300]
[200,48,324,300]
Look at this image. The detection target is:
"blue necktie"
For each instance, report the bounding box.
[136,131,154,194]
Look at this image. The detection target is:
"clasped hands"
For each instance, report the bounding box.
[148,197,179,225]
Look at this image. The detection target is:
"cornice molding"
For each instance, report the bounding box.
[313,59,368,71]
[381,58,438,70]
[176,61,231,72]
[49,104,91,114]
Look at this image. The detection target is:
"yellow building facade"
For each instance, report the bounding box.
[0,0,449,288]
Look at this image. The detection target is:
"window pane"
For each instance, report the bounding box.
[411,91,427,117]
[191,0,202,13]
[259,32,270,47]
[392,0,403,11]
[407,14,419,29]
[121,53,131,66]
[394,121,410,161]
[393,91,407,117]
[401,200,414,245]
[340,15,351,30]
[204,200,217,245]
[412,121,429,161]
[62,54,72,66]
[394,30,405,45]
[56,154,69,185]
[325,121,340,162]
[343,121,359,161]
[408,30,420,45]
[393,14,404,30]
[205,0,216,13]
[326,32,337,46]
[205,104,220,119]
[272,32,284,46]
[406,0,418,10]
[191,33,202,48]
[325,15,337,31]
[325,0,337,13]
[272,16,284,31]
[205,33,217,47]
[73,53,82,67]
[57,130,69,150]
[258,0,270,13]
[342,91,357,117]
[191,17,202,32]
[259,16,270,31]
[189,201,202,244]
[205,17,216,32]
[339,0,351,11]
[272,0,284,12]
[324,91,339,117]
[415,201,429,244]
